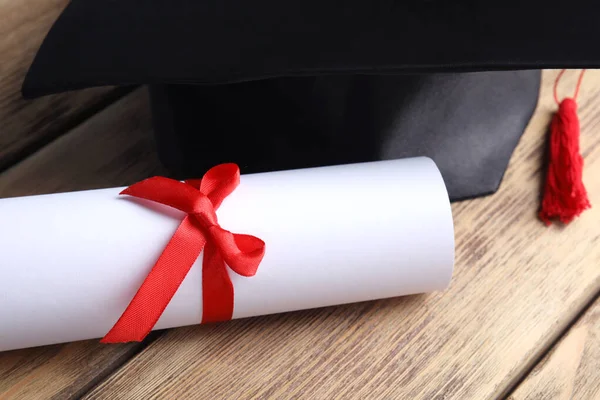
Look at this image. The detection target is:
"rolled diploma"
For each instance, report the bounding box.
[0,157,454,351]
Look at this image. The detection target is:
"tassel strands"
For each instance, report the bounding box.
[539,69,591,225]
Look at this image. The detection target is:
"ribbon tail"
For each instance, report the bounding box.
[201,241,235,323]
[102,216,207,343]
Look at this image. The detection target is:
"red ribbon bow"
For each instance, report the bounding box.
[101,164,265,343]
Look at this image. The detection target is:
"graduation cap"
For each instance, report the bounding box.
[22,1,592,220]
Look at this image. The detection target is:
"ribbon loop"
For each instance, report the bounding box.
[207,226,265,277]
[201,163,241,208]
[102,164,264,343]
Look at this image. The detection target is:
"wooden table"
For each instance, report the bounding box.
[1,5,599,398]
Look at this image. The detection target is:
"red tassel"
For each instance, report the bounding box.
[539,70,591,225]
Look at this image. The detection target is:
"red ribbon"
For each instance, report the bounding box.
[101,164,265,343]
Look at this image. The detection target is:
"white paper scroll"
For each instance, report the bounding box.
[0,157,454,351]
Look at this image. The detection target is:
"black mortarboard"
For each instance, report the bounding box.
[22,1,595,201]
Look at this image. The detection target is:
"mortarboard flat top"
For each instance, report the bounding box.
[20,1,592,201]
[22,1,599,96]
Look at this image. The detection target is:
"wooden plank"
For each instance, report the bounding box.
[82,70,600,400]
[0,0,124,172]
[0,88,166,197]
[508,296,600,400]
[0,343,145,400]
[0,88,167,400]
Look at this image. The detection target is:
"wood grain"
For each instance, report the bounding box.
[81,70,600,400]
[0,89,166,197]
[0,0,124,172]
[0,89,166,400]
[508,296,600,400]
